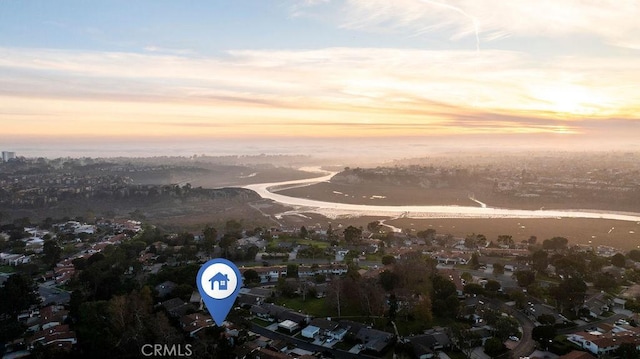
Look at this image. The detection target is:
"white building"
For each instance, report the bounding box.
[2,151,16,162]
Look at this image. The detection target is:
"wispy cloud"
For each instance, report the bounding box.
[293,0,640,49]
[0,45,639,139]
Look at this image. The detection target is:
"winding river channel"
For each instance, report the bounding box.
[243,171,640,222]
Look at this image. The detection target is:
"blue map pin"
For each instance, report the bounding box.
[196,258,243,326]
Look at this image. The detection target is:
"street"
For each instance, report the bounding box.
[38,281,71,306]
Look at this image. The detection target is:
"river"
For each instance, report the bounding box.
[243,171,640,222]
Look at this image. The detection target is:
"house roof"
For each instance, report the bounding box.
[355,327,394,353]
[309,318,338,331]
[408,333,450,350]
[253,348,289,359]
[559,351,596,359]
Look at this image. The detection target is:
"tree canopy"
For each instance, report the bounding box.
[542,236,568,250]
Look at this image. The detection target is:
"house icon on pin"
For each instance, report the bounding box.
[209,272,229,291]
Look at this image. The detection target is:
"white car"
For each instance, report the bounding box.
[509,336,520,342]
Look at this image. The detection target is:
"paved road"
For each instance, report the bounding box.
[483,298,535,359]
[38,282,71,305]
[508,307,535,359]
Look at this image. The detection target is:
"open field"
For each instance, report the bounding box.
[277,181,479,206]
[386,217,640,251]
[277,180,640,212]
[266,211,640,251]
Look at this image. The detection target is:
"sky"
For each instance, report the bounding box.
[1,0,640,157]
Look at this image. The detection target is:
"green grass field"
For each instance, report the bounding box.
[275,296,333,318]
[0,265,16,274]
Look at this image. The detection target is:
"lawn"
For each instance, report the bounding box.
[0,265,15,274]
[268,237,330,249]
[275,296,333,318]
[297,239,330,249]
[251,317,270,327]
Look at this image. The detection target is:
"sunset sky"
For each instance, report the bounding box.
[1,1,639,155]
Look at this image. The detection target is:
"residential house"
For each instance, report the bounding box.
[437,268,465,297]
[252,347,289,359]
[250,303,309,326]
[469,327,493,346]
[28,324,77,351]
[567,331,640,356]
[559,351,596,359]
[189,291,203,311]
[408,331,451,359]
[340,320,394,355]
[161,298,193,318]
[180,313,214,337]
[583,292,611,318]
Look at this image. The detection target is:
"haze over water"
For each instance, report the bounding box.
[5,135,640,160]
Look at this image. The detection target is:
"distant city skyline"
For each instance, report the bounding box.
[1,1,639,154]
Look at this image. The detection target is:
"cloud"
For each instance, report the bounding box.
[1,45,639,139]
[294,0,640,49]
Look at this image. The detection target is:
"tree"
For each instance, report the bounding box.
[72,257,88,270]
[276,277,296,298]
[450,323,479,358]
[461,272,473,282]
[202,225,217,255]
[515,270,536,287]
[431,274,459,318]
[381,255,396,265]
[593,272,617,291]
[552,277,587,314]
[492,316,519,341]
[510,291,527,309]
[286,264,299,278]
[629,250,640,262]
[464,283,485,296]
[492,263,505,276]
[615,342,640,359]
[299,226,308,239]
[379,270,400,291]
[243,269,260,284]
[367,221,382,233]
[218,233,238,258]
[470,253,480,269]
[485,280,501,293]
[0,273,39,317]
[464,234,478,249]
[484,337,507,357]
[343,226,362,244]
[497,235,514,247]
[76,287,184,358]
[611,253,627,268]
[224,219,243,238]
[537,314,556,325]
[42,240,62,268]
[531,250,549,273]
[553,253,587,279]
[543,236,568,250]
[532,325,556,350]
[326,224,336,241]
[417,228,436,240]
[476,234,488,247]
